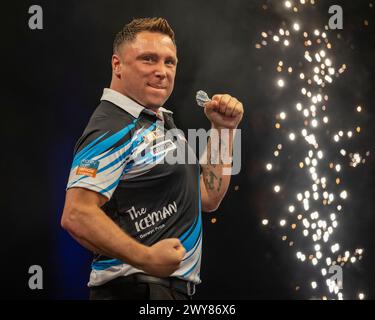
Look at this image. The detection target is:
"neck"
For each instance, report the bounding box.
[109,80,160,113]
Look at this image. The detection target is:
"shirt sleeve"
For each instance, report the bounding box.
[66,113,139,200]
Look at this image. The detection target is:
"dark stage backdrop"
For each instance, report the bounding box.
[2,0,375,299]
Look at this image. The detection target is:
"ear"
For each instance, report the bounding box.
[112,54,122,78]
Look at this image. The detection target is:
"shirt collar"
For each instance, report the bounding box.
[100,88,173,119]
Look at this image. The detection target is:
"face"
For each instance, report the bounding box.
[113,31,177,109]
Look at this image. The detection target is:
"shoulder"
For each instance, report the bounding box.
[74,100,138,155]
[88,100,136,132]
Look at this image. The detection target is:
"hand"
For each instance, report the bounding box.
[140,238,186,277]
[204,94,244,129]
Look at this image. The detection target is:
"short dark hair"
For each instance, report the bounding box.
[113,17,176,53]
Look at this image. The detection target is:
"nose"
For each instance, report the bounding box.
[154,62,167,80]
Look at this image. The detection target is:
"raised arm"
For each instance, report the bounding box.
[200,94,244,212]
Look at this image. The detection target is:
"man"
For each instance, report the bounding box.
[61,17,243,300]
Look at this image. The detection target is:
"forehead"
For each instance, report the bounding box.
[124,31,177,57]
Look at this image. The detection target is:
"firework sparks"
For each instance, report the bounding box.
[257,0,370,300]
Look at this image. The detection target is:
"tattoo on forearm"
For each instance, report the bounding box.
[203,170,223,192]
[204,170,217,190]
[203,129,233,193]
[207,135,223,167]
[217,177,222,192]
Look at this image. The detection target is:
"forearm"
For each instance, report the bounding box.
[200,126,235,205]
[70,232,110,256]
[62,203,149,268]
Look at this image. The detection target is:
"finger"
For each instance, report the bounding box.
[211,94,222,103]
[218,94,231,114]
[232,101,243,117]
[230,101,240,117]
[177,247,186,259]
[229,102,237,117]
[177,246,186,257]
[171,246,186,261]
[225,97,237,117]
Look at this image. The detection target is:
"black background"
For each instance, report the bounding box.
[2,0,375,299]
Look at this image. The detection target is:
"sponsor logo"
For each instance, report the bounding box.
[150,139,177,156]
[76,159,100,178]
[143,129,164,144]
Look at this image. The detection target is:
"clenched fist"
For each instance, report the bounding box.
[139,238,186,278]
[204,94,244,129]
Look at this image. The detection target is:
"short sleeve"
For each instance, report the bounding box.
[66,111,139,200]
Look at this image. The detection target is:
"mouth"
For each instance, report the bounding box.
[147,83,167,90]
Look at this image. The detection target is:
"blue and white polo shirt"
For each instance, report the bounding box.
[67,88,202,287]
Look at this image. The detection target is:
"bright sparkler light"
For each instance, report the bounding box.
[285,1,292,9]
[340,190,348,199]
[259,0,367,300]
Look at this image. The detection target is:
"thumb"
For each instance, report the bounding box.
[167,238,183,248]
[175,243,186,258]
[211,94,222,102]
[204,99,219,111]
[204,94,221,111]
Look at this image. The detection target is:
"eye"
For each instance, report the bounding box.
[143,56,156,63]
[165,59,176,66]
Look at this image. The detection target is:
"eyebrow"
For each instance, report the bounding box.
[137,52,178,64]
